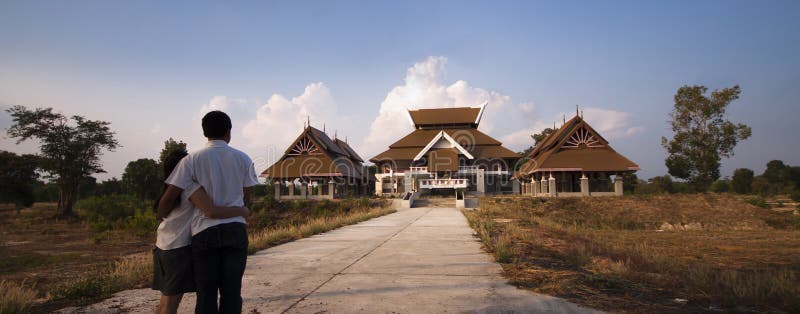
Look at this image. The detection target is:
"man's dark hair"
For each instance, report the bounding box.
[202,110,232,138]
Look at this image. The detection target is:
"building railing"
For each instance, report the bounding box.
[419,179,468,189]
[457,166,508,175]
[409,166,429,173]
[458,166,479,173]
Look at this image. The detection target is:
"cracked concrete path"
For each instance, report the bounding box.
[60,207,600,314]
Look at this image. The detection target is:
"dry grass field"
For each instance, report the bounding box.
[0,198,393,313]
[464,194,800,313]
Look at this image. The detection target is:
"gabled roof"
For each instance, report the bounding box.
[407,103,486,128]
[334,138,363,163]
[516,115,638,176]
[262,126,364,179]
[388,128,501,148]
[369,105,520,164]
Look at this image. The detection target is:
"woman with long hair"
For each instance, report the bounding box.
[152,148,250,314]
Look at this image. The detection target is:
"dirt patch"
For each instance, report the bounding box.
[0,203,153,311]
[465,194,800,313]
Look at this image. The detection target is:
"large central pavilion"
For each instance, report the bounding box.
[370,104,521,196]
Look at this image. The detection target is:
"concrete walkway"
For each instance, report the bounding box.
[62,207,599,313]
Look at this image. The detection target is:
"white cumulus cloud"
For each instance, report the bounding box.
[194,83,347,172]
[360,56,510,158]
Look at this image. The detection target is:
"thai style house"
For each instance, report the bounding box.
[261,125,368,200]
[370,105,521,196]
[515,113,639,196]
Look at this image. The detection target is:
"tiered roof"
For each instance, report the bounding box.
[261,126,365,179]
[370,106,519,165]
[516,115,639,176]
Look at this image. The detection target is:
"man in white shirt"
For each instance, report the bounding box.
[159,111,259,313]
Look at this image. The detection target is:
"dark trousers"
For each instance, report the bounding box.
[192,222,248,314]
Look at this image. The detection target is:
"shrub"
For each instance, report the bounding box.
[261,194,278,211]
[75,194,155,235]
[76,194,142,222]
[745,197,770,209]
[0,280,37,314]
[791,191,800,203]
[711,179,731,193]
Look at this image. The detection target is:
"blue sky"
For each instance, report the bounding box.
[1,1,798,180]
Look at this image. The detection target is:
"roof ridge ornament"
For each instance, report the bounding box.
[475,102,488,125]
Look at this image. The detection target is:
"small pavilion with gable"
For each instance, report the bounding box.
[515,113,639,196]
[261,124,368,200]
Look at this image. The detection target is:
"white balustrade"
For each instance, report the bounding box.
[419,179,468,189]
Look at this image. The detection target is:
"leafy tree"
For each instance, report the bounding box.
[0,151,39,213]
[96,177,123,196]
[158,138,187,177]
[752,176,771,196]
[622,173,639,194]
[710,178,731,193]
[661,85,751,192]
[763,160,787,183]
[532,127,557,146]
[731,168,754,194]
[519,127,558,156]
[79,176,98,199]
[650,175,675,194]
[756,160,798,195]
[122,158,161,201]
[6,106,119,216]
[636,175,674,194]
[33,181,60,202]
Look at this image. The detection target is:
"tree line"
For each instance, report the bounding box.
[0,84,792,215]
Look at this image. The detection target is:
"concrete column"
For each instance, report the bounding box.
[318,181,323,196]
[329,180,336,198]
[374,175,382,196]
[614,174,624,196]
[512,179,520,194]
[580,173,589,197]
[476,169,485,196]
[289,181,295,196]
[273,181,281,200]
[540,177,547,195]
[404,170,413,192]
[300,182,307,198]
[548,173,557,197]
[531,178,539,196]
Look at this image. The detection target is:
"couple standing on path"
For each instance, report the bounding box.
[153,111,260,314]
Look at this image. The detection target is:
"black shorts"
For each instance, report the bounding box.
[152,245,196,295]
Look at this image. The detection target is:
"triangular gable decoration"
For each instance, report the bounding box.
[563,125,605,149]
[288,135,322,156]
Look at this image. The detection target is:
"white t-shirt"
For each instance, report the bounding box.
[156,182,200,250]
[165,140,260,236]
